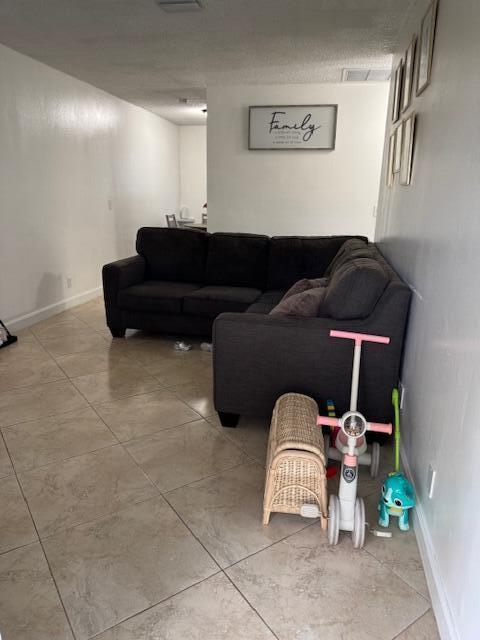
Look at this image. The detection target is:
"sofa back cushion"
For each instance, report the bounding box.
[206,233,269,289]
[267,236,366,290]
[136,227,208,283]
[324,238,370,277]
[323,258,389,319]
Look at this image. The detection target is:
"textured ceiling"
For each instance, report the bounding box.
[0,0,415,124]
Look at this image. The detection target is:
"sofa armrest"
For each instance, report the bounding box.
[103,255,146,293]
[212,312,401,421]
[102,255,146,332]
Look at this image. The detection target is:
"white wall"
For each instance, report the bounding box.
[207,83,389,237]
[375,2,479,639]
[0,43,179,328]
[179,125,207,222]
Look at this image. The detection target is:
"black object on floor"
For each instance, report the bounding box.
[0,319,17,349]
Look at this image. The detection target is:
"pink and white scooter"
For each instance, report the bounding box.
[317,330,392,548]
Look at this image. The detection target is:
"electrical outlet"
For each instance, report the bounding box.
[398,381,406,410]
[427,464,436,499]
[66,277,72,289]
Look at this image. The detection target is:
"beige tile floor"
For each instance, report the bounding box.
[0,297,440,640]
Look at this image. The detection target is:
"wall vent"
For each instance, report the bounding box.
[156,0,202,12]
[342,68,391,82]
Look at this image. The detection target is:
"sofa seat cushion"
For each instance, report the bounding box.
[183,286,262,318]
[256,290,286,305]
[117,280,202,314]
[246,302,276,314]
[323,258,388,319]
[246,290,285,315]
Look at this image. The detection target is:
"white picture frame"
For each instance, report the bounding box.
[248,105,338,150]
[402,35,417,113]
[400,113,416,186]
[393,122,403,174]
[391,60,404,123]
[416,0,439,96]
[387,132,396,187]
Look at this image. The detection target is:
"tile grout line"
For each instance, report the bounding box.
[0,430,78,640]
[221,570,280,640]
[362,544,431,603]
[391,608,434,639]
[0,379,92,431]
[0,537,39,558]
[3,437,120,476]
[34,493,169,544]
[87,570,224,639]
[220,519,319,572]
[204,416,269,466]
[13,439,256,542]
[145,458,250,496]
[159,490,223,569]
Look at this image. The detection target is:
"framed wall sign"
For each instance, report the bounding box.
[248,105,338,150]
[416,0,438,95]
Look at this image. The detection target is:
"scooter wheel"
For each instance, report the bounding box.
[328,494,340,546]
[370,442,380,478]
[352,497,366,549]
[323,434,330,461]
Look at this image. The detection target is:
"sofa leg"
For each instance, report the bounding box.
[109,326,126,338]
[218,412,240,428]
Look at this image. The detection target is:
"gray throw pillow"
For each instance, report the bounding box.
[282,277,328,300]
[323,258,388,320]
[270,287,326,317]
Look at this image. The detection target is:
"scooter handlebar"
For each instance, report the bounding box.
[330,330,390,346]
[317,416,392,435]
[316,416,340,428]
[367,421,393,435]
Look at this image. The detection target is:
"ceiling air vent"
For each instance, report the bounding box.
[156,0,202,12]
[342,68,391,82]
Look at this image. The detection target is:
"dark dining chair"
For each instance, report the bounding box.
[165,213,178,228]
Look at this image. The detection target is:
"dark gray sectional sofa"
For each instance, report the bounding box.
[103,227,411,429]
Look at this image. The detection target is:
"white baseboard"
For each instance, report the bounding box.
[6,287,103,332]
[400,447,459,640]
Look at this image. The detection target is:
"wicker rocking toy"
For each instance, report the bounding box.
[263,393,328,529]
